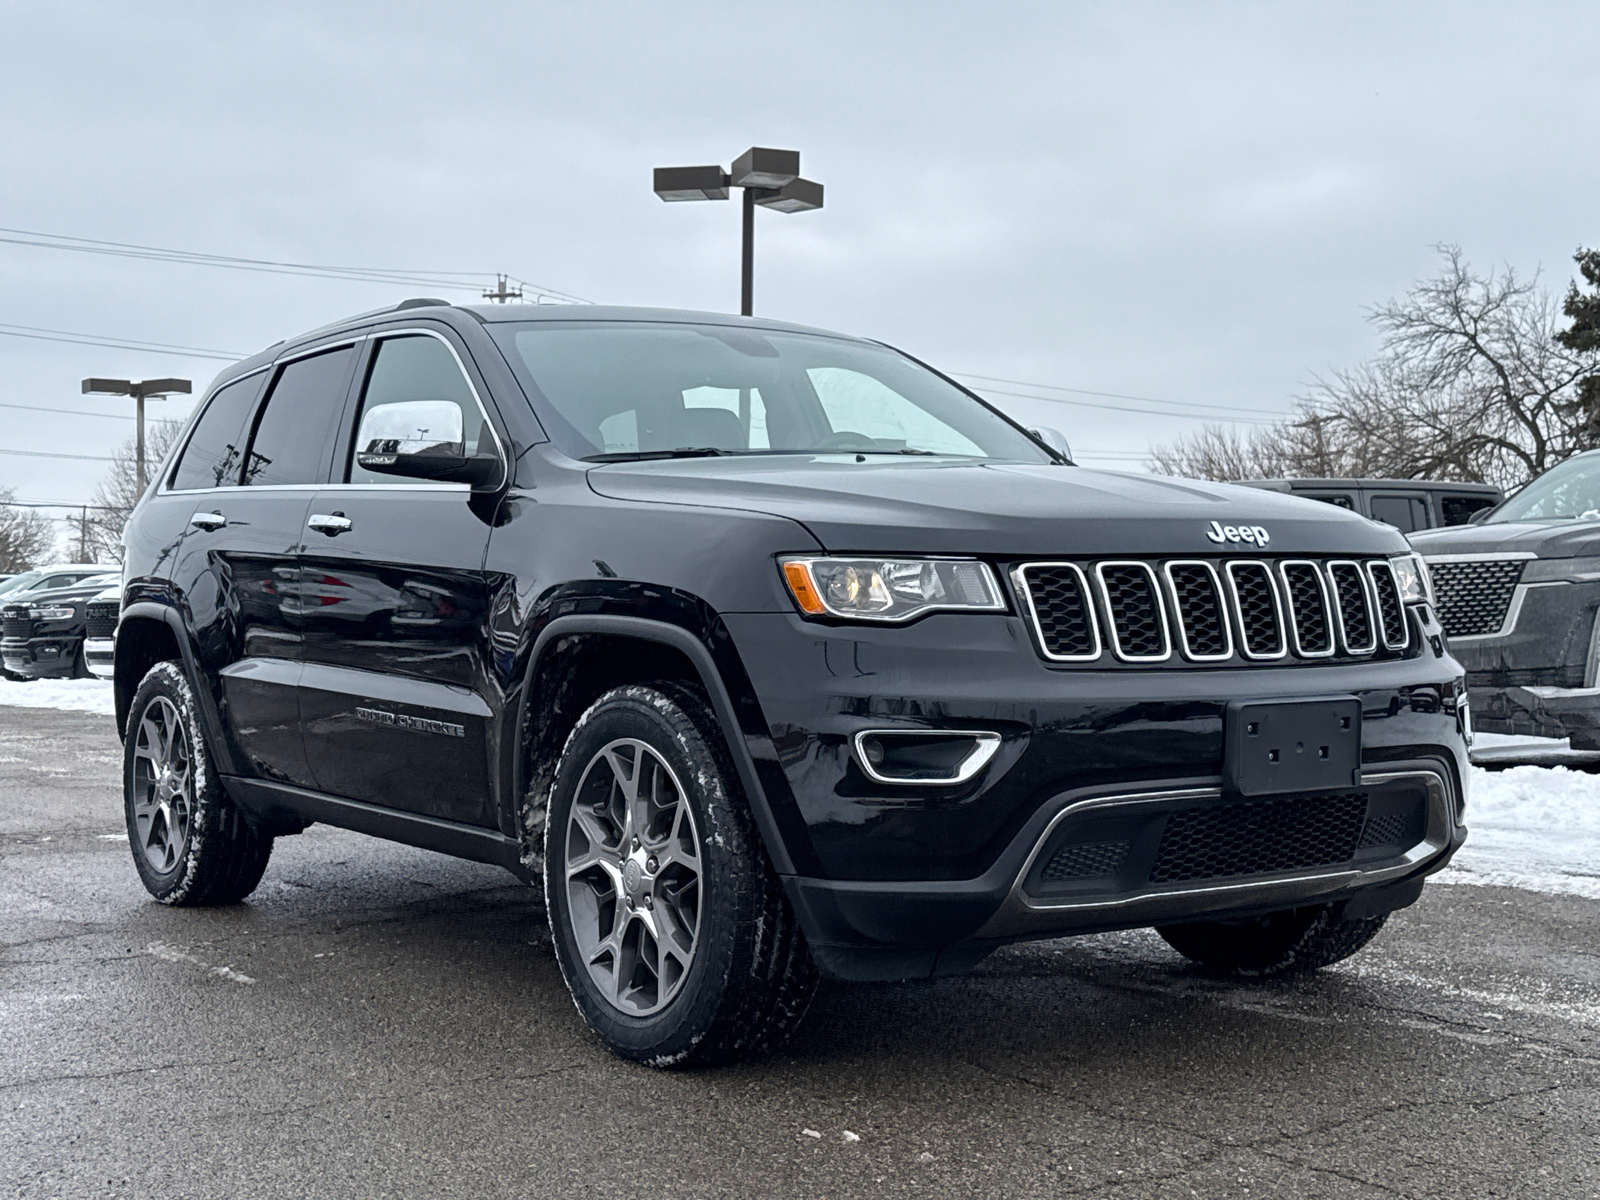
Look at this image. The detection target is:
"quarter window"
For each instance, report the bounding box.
[242,347,355,487]
[170,373,266,490]
[345,336,486,484]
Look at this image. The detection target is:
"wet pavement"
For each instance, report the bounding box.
[3,705,1598,1198]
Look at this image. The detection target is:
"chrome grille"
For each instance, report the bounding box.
[1426,558,1525,637]
[1226,562,1286,659]
[1327,561,1376,654]
[1095,562,1169,661]
[1017,557,1407,666]
[1280,561,1334,656]
[84,601,119,639]
[1366,561,1408,649]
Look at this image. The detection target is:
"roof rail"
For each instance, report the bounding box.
[396,297,451,310]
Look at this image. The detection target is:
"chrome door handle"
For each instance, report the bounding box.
[307,513,352,536]
[190,512,227,531]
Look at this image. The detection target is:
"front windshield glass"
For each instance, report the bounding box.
[490,321,1052,463]
[0,572,41,597]
[1490,454,1600,523]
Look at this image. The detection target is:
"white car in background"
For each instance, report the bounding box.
[82,584,121,680]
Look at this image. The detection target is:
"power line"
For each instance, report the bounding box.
[0,447,117,462]
[0,499,120,510]
[953,371,1283,418]
[0,226,591,304]
[971,383,1281,425]
[0,322,245,361]
[0,401,138,421]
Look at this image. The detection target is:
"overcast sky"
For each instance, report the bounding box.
[3,1,1597,551]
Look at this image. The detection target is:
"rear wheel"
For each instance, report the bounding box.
[124,661,273,905]
[544,683,817,1067]
[1156,903,1387,976]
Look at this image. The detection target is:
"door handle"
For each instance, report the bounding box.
[190,512,227,531]
[307,512,352,536]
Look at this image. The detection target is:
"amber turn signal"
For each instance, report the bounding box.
[782,561,826,615]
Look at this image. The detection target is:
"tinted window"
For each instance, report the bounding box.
[1441,495,1496,525]
[1305,493,1355,510]
[1370,495,1428,532]
[170,373,267,490]
[345,336,486,485]
[243,347,355,487]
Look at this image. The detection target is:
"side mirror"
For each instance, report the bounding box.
[1027,425,1074,463]
[1468,507,1490,525]
[355,401,500,488]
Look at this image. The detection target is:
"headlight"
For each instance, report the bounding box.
[781,557,1005,621]
[1389,553,1431,604]
[29,606,75,621]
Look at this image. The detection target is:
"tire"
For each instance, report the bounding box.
[544,683,818,1067]
[124,660,273,905]
[1156,902,1388,977]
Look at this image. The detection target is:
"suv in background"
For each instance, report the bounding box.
[1,573,121,679]
[1239,479,1501,533]
[113,301,1468,1066]
[82,584,122,679]
[1411,450,1600,747]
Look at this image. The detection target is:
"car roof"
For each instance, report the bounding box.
[1240,478,1502,494]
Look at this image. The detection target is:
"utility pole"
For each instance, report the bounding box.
[482,274,522,303]
[76,506,91,562]
[81,377,192,495]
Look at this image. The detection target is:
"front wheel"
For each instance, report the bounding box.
[544,683,817,1067]
[1156,903,1388,976]
[124,661,273,905]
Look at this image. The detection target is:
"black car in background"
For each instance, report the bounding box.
[1239,478,1501,533]
[112,300,1468,1066]
[1411,449,1600,747]
[2,573,121,680]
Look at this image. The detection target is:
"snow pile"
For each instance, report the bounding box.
[1443,764,1600,899]
[0,677,116,716]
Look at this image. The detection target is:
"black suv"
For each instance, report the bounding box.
[114,302,1468,1065]
[2,572,121,679]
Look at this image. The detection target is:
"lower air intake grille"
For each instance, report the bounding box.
[1428,559,1525,637]
[84,602,119,638]
[1041,840,1131,881]
[1148,792,1369,883]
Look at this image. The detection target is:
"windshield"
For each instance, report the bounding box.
[490,321,1053,463]
[1489,454,1600,523]
[0,572,41,597]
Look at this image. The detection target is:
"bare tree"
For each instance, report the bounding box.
[81,419,186,564]
[1150,246,1599,488]
[0,488,56,572]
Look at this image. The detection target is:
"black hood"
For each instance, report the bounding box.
[1410,518,1600,559]
[1,579,117,609]
[586,457,1410,557]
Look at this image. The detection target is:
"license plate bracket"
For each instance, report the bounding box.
[1224,697,1362,797]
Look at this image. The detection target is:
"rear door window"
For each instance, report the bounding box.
[243,347,356,487]
[1441,495,1496,525]
[170,372,267,490]
[1304,493,1355,511]
[1370,494,1429,531]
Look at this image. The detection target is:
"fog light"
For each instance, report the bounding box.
[852,730,1002,785]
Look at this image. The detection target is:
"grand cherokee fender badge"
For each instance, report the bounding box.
[355,706,465,738]
[1206,520,1270,547]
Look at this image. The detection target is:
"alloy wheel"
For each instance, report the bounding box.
[563,738,703,1016]
[131,696,194,874]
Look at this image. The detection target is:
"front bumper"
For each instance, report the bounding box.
[83,636,115,679]
[1,635,82,679]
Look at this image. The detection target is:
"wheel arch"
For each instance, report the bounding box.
[509,614,803,877]
[113,603,236,774]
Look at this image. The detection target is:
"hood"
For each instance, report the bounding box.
[1410,518,1600,559]
[3,579,118,609]
[586,457,1410,556]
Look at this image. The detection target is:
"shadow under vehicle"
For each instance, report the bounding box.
[111,300,1469,1066]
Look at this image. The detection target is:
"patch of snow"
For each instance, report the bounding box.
[0,677,115,715]
[1470,731,1600,769]
[1440,764,1600,899]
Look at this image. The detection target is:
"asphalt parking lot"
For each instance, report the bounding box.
[3,706,1598,1199]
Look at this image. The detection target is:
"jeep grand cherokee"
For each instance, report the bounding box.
[113,301,1468,1065]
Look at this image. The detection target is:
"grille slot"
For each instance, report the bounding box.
[1366,561,1409,649]
[1149,792,1369,883]
[1096,562,1170,661]
[1041,840,1131,882]
[1327,561,1376,654]
[1427,558,1526,637]
[1358,808,1423,850]
[2,609,30,640]
[1280,561,1334,656]
[1225,561,1286,659]
[1165,561,1232,661]
[84,602,119,639]
[1014,563,1100,661]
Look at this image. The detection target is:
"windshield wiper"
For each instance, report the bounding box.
[584,448,731,462]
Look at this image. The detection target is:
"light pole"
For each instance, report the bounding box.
[81,377,192,495]
[653,147,824,316]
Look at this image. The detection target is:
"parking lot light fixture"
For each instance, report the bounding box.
[82,376,193,495]
[653,146,824,316]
